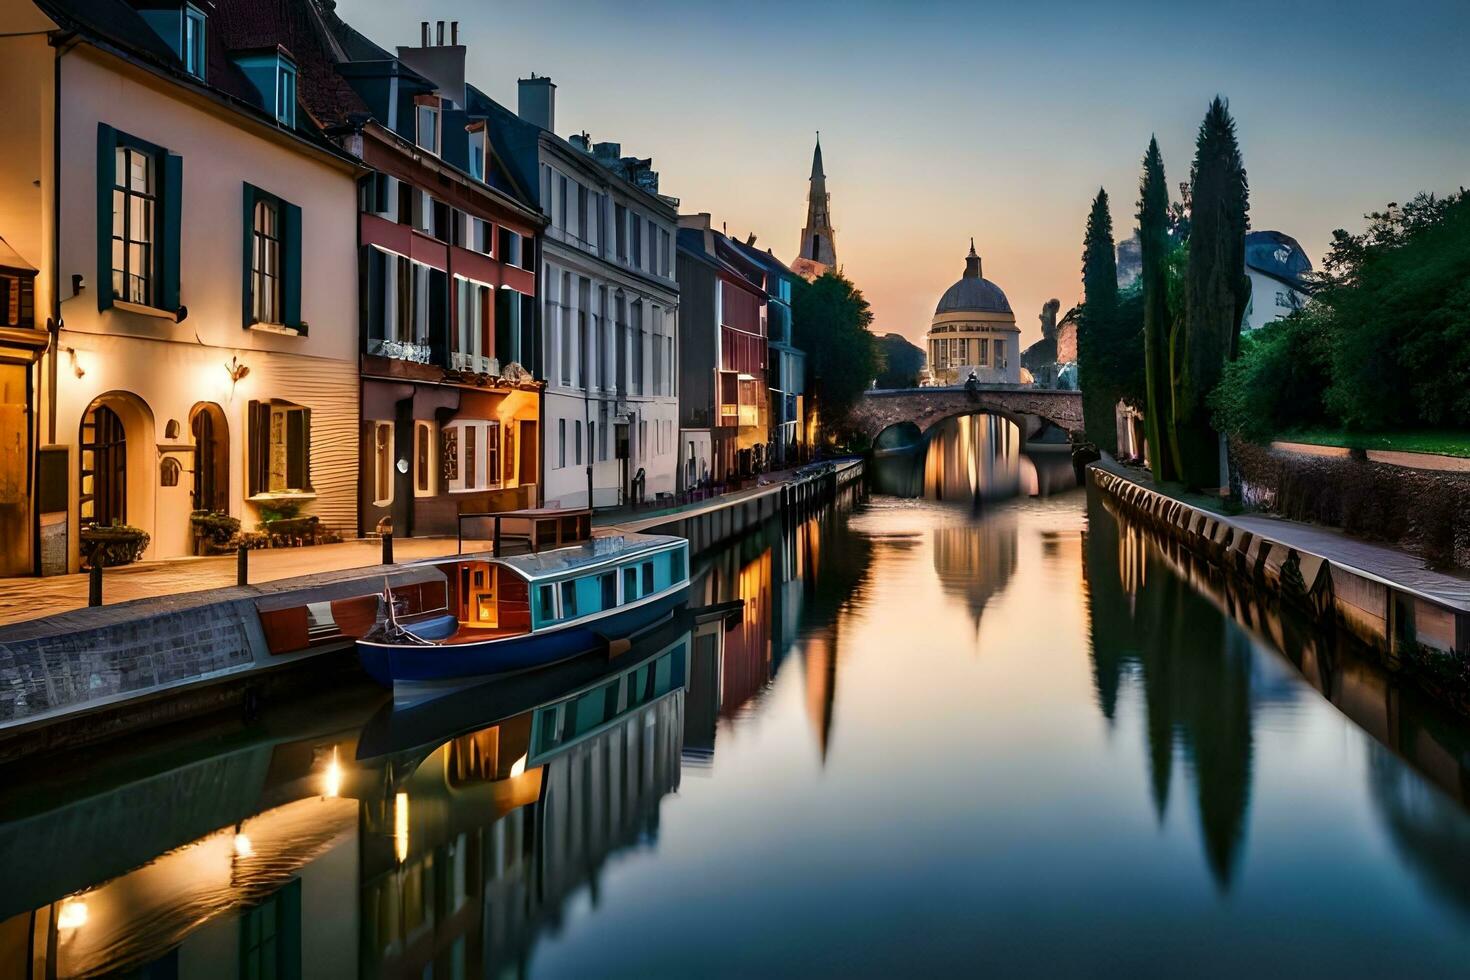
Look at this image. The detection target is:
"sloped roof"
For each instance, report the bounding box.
[1245,230,1313,291]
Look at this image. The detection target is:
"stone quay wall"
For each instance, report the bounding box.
[1090,465,1470,713]
[1231,439,1470,572]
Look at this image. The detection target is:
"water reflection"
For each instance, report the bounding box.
[4,484,1470,976]
[870,412,1077,502]
[1086,486,1470,900]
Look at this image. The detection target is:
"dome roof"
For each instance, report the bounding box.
[935,240,1012,316]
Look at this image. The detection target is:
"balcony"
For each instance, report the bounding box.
[450,351,499,376]
[371,338,433,364]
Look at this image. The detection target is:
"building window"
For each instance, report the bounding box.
[252,198,281,324]
[0,272,35,328]
[372,421,394,506]
[558,418,567,469]
[558,174,568,231]
[414,420,435,496]
[112,145,156,306]
[276,61,297,127]
[183,4,207,80]
[238,880,301,980]
[248,400,310,495]
[467,125,487,181]
[615,204,627,261]
[415,99,440,155]
[486,422,501,486]
[631,217,642,270]
[577,184,589,243]
[574,419,582,465]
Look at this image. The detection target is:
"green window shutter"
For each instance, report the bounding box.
[159,152,183,313]
[494,288,514,365]
[241,183,256,328]
[282,200,302,330]
[96,124,116,312]
[247,399,268,496]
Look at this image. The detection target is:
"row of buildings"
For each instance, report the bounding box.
[0,0,829,575]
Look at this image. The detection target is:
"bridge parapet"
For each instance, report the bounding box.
[853,385,1085,444]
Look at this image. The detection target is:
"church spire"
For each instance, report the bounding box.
[797,132,837,271]
[964,238,982,279]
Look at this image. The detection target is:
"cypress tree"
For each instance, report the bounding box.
[1138,137,1177,481]
[1176,98,1250,490]
[1079,188,1120,454]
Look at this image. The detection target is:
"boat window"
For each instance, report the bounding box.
[535,705,562,754]
[538,584,555,621]
[560,579,578,619]
[600,572,617,609]
[642,562,654,594]
[627,664,650,707]
[623,566,638,601]
[671,547,685,582]
[654,652,672,694]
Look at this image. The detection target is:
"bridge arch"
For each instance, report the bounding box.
[853,386,1085,448]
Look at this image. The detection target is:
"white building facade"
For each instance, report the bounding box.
[483,78,679,509]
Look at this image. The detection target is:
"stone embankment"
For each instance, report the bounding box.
[1090,462,1469,711]
[0,461,862,759]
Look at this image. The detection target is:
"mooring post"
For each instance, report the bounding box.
[88,559,102,607]
[237,543,248,587]
[382,531,394,565]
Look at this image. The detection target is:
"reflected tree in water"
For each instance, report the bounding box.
[1083,489,1255,889]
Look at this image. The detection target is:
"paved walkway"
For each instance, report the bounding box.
[1095,458,1470,611]
[1271,440,1470,473]
[0,463,853,630]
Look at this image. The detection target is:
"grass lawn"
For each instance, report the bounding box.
[1276,428,1470,459]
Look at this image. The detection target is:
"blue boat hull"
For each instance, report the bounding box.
[357,585,689,687]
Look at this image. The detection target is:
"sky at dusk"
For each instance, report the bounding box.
[338,0,1469,349]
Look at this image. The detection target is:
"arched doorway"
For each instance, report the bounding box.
[190,402,229,514]
[79,403,127,527]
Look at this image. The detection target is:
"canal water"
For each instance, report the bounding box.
[4,414,1470,977]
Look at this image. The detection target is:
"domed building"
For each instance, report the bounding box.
[926,240,1020,385]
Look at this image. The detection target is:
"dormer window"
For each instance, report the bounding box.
[467,123,486,181]
[183,5,206,79]
[276,59,297,127]
[415,97,441,156]
[229,46,297,129]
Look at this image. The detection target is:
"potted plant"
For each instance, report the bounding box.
[190,510,241,555]
[80,522,151,568]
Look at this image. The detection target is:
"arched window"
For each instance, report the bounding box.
[191,403,228,513]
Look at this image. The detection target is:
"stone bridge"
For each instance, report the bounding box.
[853,385,1085,446]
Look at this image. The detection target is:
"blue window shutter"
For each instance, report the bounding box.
[241,183,256,327]
[96,124,116,311]
[159,151,183,313]
[282,200,302,331]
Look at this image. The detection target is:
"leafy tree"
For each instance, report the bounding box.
[1078,188,1120,453]
[1137,136,1178,481]
[875,332,925,389]
[1176,97,1249,489]
[1209,311,1331,442]
[792,270,880,440]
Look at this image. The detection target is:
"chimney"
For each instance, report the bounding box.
[678,213,712,231]
[420,21,429,46]
[518,74,556,133]
[435,20,444,45]
[451,21,458,45]
[746,233,757,246]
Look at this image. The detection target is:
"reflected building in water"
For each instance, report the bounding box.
[870,412,1077,505]
[932,512,1018,634]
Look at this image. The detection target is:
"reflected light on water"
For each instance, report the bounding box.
[231,833,253,859]
[322,746,343,799]
[57,899,88,931]
[394,792,409,864]
[509,753,528,778]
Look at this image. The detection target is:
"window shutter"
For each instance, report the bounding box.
[282,200,302,330]
[247,400,268,496]
[299,407,313,491]
[241,183,256,328]
[521,293,537,374]
[159,152,183,313]
[495,288,514,366]
[96,124,116,312]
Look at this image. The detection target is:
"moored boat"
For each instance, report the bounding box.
[356,508,690,698]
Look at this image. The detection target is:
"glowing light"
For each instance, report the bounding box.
[322,747,342,798]
[509,754,527,778]
[57,900,88,931]
[394,792,409,863]
[234,832,254,858]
